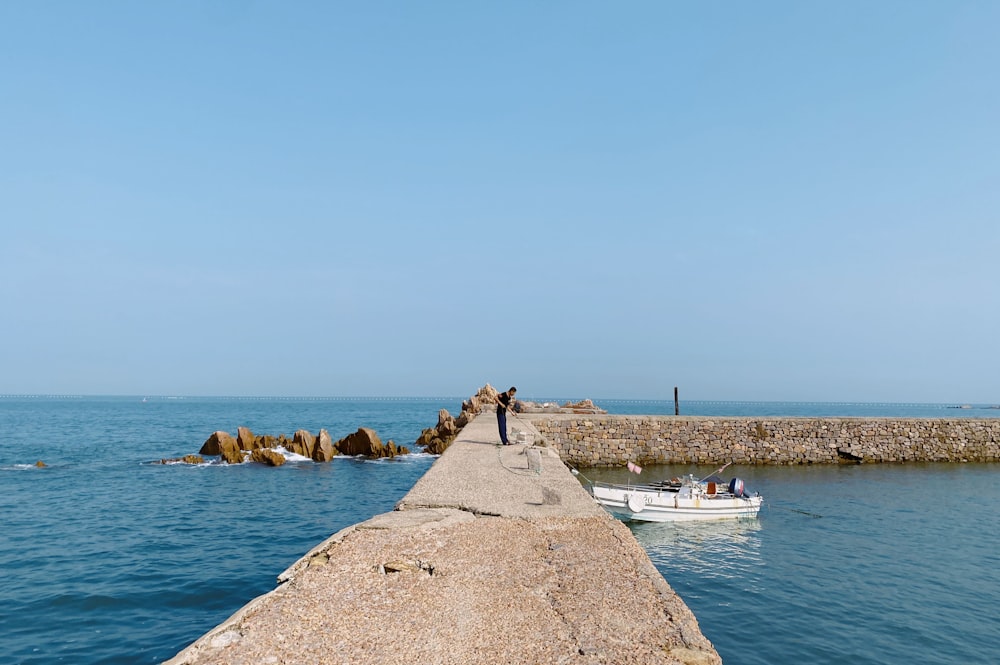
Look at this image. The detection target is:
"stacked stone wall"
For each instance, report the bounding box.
[526,415,1000,466]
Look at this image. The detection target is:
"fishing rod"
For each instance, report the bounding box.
[699,461,733,482]
[506,406,540,445]
[508,408,530,427]
[495,443,541,477]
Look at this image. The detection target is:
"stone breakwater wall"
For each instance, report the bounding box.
[527,415,1000,466]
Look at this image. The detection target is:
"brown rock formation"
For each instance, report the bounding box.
[336,427,382,456]
[219,436,244,464]
[437,409,458,437]
[200,431,238,456]
[254,434,277,451]
[563,399,606,414]
[415,427,437,448]
[336,428,409,458]
[462,384,500,415]
[237,426,256,451]
[423,435,450,455]
[290,429,317,458]
[158,455,204,465]
[386,440,407,457]
[312,429,337,462]
[413,384,605,455]
[251,448,286,467]
[415,422,454,455]
[415,401,479,454]
[515,398,607,414]
[194,420,426,466]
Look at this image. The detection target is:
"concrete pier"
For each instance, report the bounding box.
[165,414,721,665]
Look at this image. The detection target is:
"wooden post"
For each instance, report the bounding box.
[674,387,679,415]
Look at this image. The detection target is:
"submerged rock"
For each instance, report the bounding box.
[157,455,204,465]
[251,448,286,467]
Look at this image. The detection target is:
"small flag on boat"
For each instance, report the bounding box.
[627,461,642,474]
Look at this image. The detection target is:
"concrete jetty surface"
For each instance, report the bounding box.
[165,414,722,665]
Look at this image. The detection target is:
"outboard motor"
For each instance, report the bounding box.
[728,477,747,497]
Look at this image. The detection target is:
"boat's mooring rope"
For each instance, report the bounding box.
[493,413,544,477]
[765,502,823,518]
[567,463,595,485]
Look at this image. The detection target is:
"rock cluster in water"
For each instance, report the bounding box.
[414,409,465,455]
[197,426,408,465]
[166,385,605,464]
[414,384,502,454]
[157,454,204,465]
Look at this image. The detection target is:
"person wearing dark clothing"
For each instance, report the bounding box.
[495,386,517,445]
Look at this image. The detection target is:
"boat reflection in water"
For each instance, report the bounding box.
[630,518,764,589]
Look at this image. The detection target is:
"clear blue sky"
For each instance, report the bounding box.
[2,1,998,402]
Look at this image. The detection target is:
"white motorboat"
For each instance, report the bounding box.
[588,474,762,522]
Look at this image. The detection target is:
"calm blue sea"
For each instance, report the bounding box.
[1,397,997,665]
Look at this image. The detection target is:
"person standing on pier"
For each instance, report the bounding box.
[495,386,517,445]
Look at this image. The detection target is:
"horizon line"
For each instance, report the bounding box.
[0,394,995,407]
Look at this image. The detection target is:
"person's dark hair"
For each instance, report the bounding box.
[509,386,517,393]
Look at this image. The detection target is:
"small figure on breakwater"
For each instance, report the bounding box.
[495,386,517,445]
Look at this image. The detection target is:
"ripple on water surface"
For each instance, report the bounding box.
[4,399,1000,664]
[622,463,1000,665]
[0,397,446,664]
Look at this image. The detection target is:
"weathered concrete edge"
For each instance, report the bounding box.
[164,507,476,665]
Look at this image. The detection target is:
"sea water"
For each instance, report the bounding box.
[0,396,445,665]
[1,397,998,664]
[585,462,1000,665]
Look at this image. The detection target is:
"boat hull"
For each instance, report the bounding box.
[590,482,762,522]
